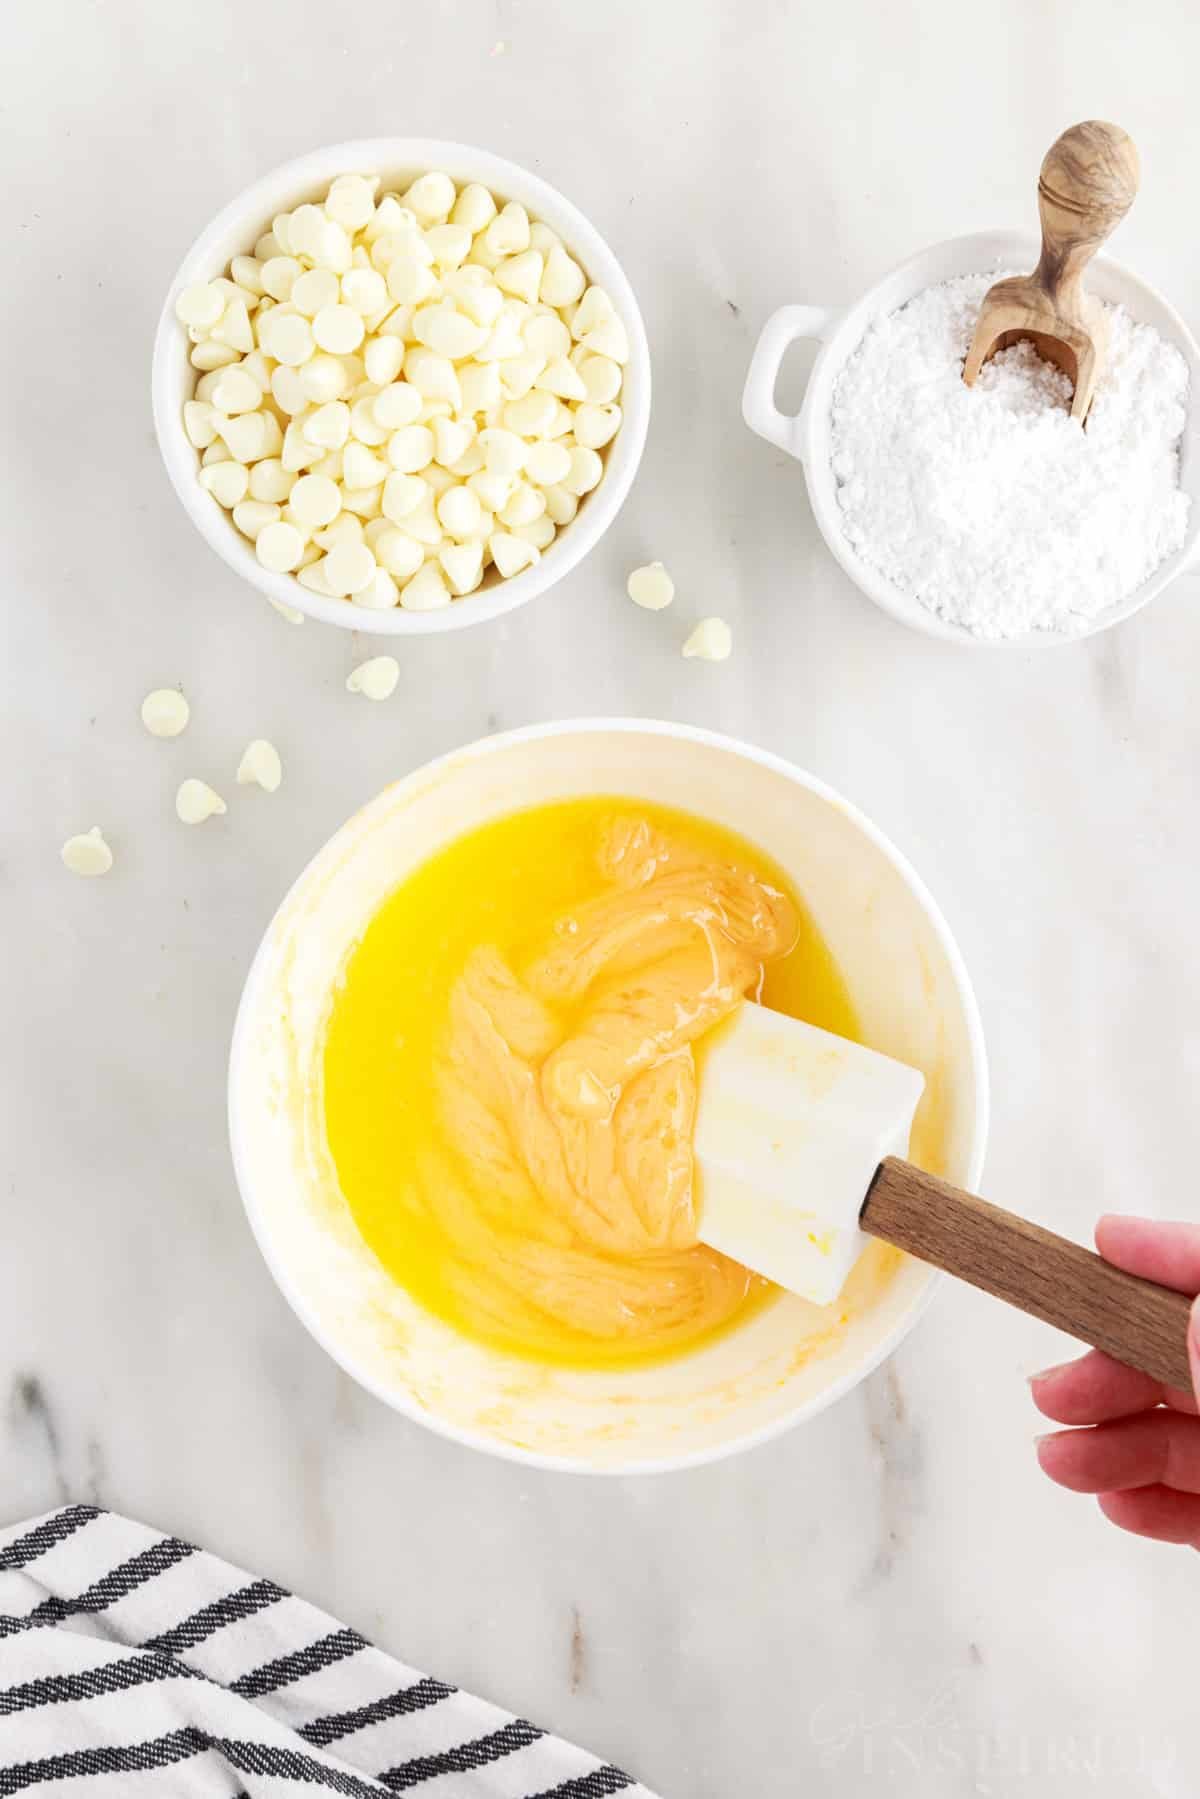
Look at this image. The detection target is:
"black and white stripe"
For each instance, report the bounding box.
[0,1509,654,1798]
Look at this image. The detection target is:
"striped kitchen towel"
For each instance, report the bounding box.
[0,1506,657,1797]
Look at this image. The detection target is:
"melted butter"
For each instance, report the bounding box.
[323,798,865,1370]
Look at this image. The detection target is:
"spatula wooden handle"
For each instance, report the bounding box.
[862,1158,1193,1392]
[1035,121,1139,296]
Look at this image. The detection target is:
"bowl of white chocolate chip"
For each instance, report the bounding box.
[153,140,649,632]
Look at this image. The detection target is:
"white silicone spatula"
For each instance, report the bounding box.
[694,1002,1193,1390]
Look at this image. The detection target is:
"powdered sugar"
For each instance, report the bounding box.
[830,272,1190,639]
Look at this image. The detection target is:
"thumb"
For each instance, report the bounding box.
[1190,1296,1200,1407]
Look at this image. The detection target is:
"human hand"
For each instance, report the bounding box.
[1031,1216,1200,1548]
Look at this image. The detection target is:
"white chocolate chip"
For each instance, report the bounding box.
[540,245,586,308]
[515,514,556,550]
[190,341,240,372]
[288,473,342,529]
[489,532,539,578]
[343,442,389,489]
[210,297,255,354]
[175,282,225,329]
[495,250,544,305]
[313,305,365,355]
[303,401,351,451]
[249,458,295,503]
[524,440,572,487]
[268,596,306,623]
[534,356,587,401]
[413,302,487,360]
[543,484,578,526]
[261,256,302,300]
[404,171,456,223]
[256,520,305,572]
[387,426,434,475]
[571,286,614,340]
[502,391,556,437]
[325,174,378,232]
[315,513,363,551]
[484,203,531,257]
[433,483,478,539]
[364,337,406,387]
[576,353,623,404]
[237,738,283,792]
[296,563,330,596]
[261,312,315,367]
[341,268,388,315]
[682,617,732,662]
[141,688,191,737]
[299,354,349,404]
[574,403,622,449]
[291,268,341,317]
[627,562,675,611]
[581,312,630,363]
[376,528,425,578]
[346,655,400,699]
[199,460,249,508]
[439,540,484,595]
[451,183,497,233]
[400,560,452,610]
[183,400,218,448]
[500,481,545,528]
[323,542,377,596]
[353,566,400,610]
[211,367,261,415]
[232,499,281,541]
[61,827,113,877]
[523,313,571,361]
[373,382,423,430]
[176,778,227,823]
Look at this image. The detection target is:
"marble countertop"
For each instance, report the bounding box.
[3,2,1198,1793]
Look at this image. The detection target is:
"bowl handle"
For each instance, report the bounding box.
[742,305,838,457]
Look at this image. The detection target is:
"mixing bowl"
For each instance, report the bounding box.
[229,720,988,1473]
[743,230,1200,647]
[153,139,650,634]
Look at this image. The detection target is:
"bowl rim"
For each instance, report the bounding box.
[152,137,651,635]
[228,717,991,1476]
[794,229,1200,649]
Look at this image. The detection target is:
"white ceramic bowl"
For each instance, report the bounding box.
[743,230,1200,648]
[229,721,988,1474]
[152,139,650,634]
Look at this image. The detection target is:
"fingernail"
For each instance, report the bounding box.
[1028,1361,1072,1386]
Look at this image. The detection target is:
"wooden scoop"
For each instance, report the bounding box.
[695,1003,1193,1390]
[962,121,1140,422]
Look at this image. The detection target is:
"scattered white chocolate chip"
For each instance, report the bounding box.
[346,655,400,700]
[176,778,227,823]
[61,827,113,877]
[179,172,631,612]
[268,596,305,624]
[237,738,283,792]
[682,617,733,662]
[141,688,190,738]
[626,562,675,612]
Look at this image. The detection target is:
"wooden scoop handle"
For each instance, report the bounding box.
[1035,121,1140,300]
[863,1158,1193,1392]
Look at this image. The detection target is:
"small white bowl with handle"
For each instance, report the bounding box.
[229,718,988,1475]
[153,138,650,634]
[742,231,1200,647]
